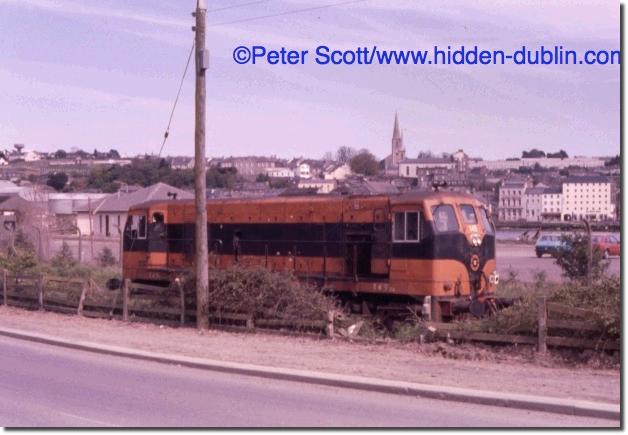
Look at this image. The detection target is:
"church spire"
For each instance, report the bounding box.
[392,112,402,139]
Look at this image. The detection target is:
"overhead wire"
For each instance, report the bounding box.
[207,0,271,13]
[208,0,368,27]
[158,39,195,157]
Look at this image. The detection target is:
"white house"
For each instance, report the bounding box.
[297,179,336,194]
[298,163,312,179]
[323,163,352,180]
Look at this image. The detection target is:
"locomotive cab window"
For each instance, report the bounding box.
[459,204,478,225]
[125,215,147,239]
[479,207,495,234]
[431,205,459,232]
[393,212,420,242]
[149,212,166,239]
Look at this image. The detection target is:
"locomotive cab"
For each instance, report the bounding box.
[123,204,173,285]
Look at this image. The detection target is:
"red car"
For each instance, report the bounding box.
[592,234,620,258]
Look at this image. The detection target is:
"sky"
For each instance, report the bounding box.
[0,0,620,160]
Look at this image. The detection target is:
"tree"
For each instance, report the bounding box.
[605,155,620,167]
[52,242,77,270]
[0,248,37,275]
[547,150,568,159]
[97,247,116,267]
[206,166,239,189]
[417,150,436,159]
[350,151,379,176]
[256,173,270,182]
[47,172,69,191]
[54,149,67,159]
[108,149,121,159]
[521,149,546,158]
[336,146,357,164]
[555,232,608,282]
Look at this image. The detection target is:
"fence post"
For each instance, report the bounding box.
[537,296,547,353]
[326,310,334,338]
[37,275,44,310]
[176,278,185,326]
[77,279,89,316]
[246,315,255,330]
[122,278,130,322]
[2,269,6,306]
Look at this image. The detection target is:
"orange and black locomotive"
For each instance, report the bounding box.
[122,191,498,320]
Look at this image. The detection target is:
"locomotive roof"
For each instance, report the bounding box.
[129,190,481,211]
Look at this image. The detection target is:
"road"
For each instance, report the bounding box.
[496,243,620,282]
[0,336,616,427]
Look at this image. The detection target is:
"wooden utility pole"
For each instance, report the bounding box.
[194,0,209,330]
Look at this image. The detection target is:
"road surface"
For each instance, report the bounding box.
[496,243,620,282]
[0,335,616,427]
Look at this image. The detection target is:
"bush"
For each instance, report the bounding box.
[51,242,77,271]
[551,277,620,339]
[474,276,620,340]
[555,232,608,282]
[97,247,117,267]
[184,265,335,325]
[0,247,38,275]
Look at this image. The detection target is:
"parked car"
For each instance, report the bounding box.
[592,234,621,258]
[535,234,567,258]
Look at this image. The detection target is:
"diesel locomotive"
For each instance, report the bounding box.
[121,191,498,321]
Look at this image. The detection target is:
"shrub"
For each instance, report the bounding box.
[97,247,117,267]
[551,277,620,339]
[51,242,77,271]
[555,232,608,282]
[0,247,38,275]
[184,265,335,325]
[474,276,620,340]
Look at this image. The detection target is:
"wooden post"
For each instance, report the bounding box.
[246,315,255,330]
[176,278,185,326]
[537,296,547,353]
[37,275,44,310]
[77,279,89,316]
[326,310,334,338]
[122,278,130,322]
[109,289,120,320]
[2,269,6,306]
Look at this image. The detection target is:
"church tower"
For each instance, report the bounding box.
[391,112,405,167]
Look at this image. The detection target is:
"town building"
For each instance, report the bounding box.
[469,156,607,171]
[398,150,470,189]
[561,175,613,221]
[497,179,530,222]
[540,186,563,222]
[523,185,546,222]
[297,179,336,194]
[297,162,312,179]
[265,167,294,178]
[211,156,281,178]
[323,163,352,180]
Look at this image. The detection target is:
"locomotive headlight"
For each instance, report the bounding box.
[489,271,499,285]
[471,234,482,246]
